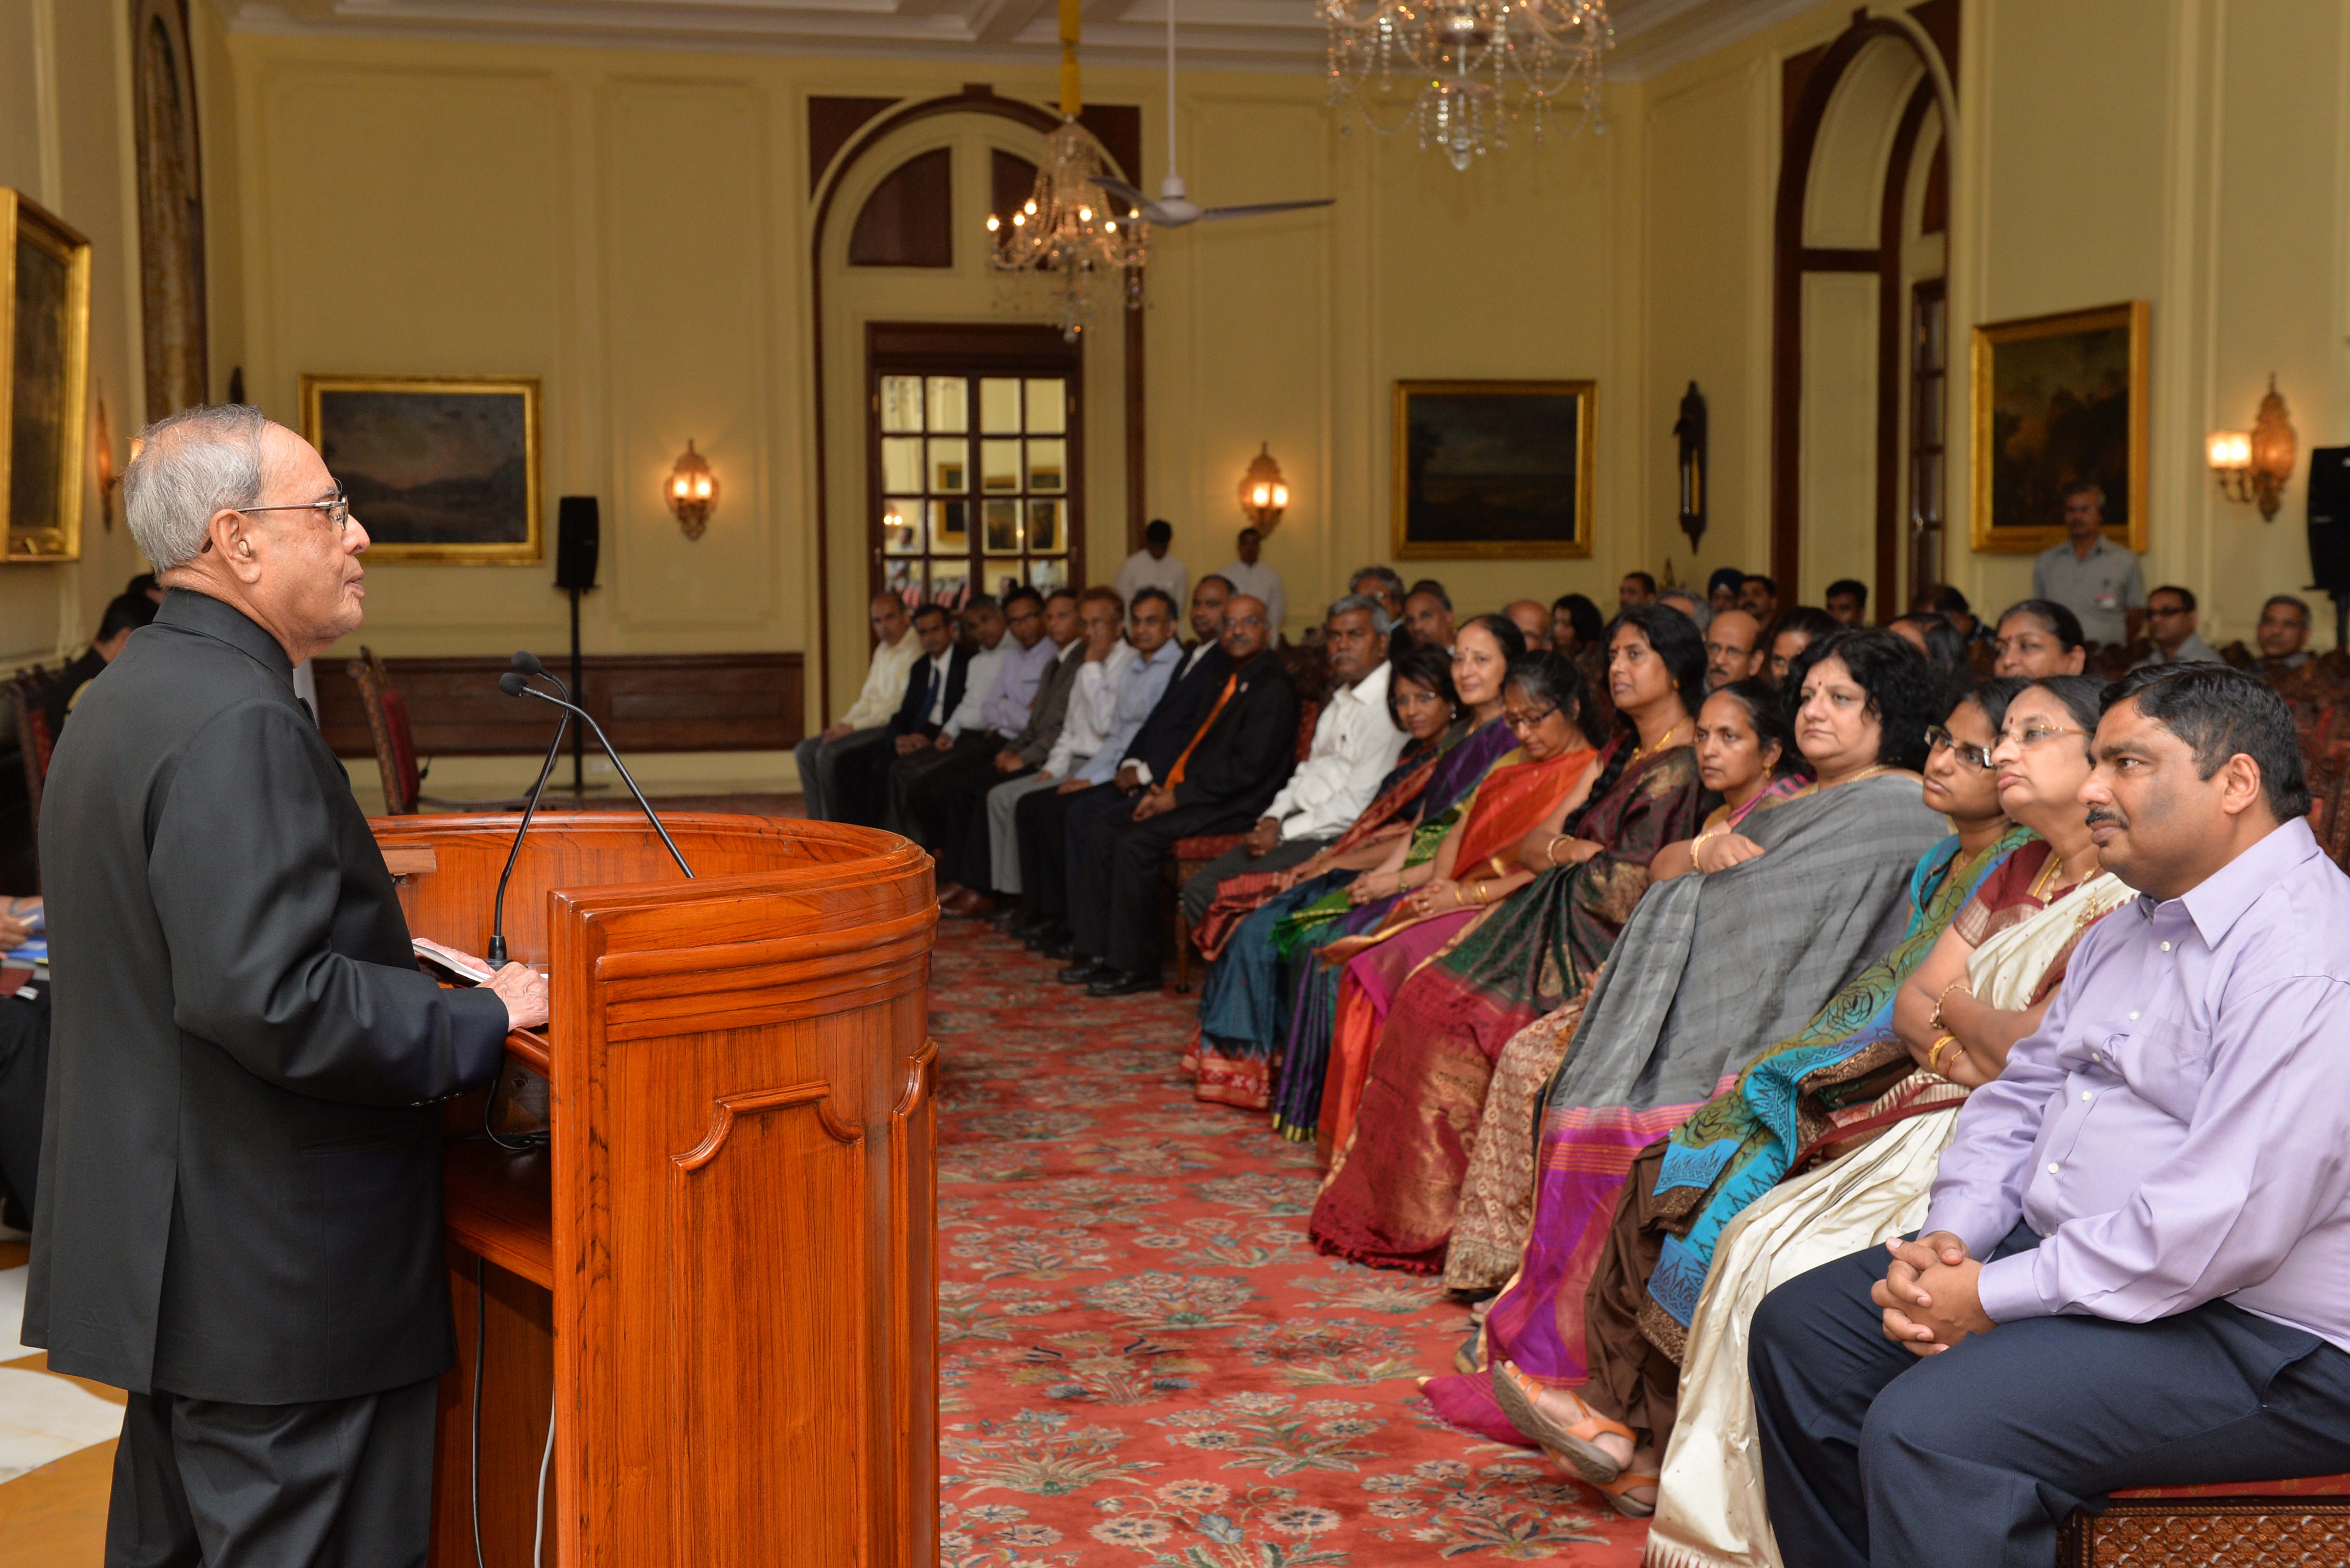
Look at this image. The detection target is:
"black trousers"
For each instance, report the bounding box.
[885,731,996,841]
[0,982,50,1223]
[1751,1223,2350,1568]
[1016,782,1127,923]
[108,1376,441,1568]
[1070,799,1257,972]
[947,764,1039,892]
[833,727,934,829]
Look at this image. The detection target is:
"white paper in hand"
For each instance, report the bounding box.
[412,937,496,983]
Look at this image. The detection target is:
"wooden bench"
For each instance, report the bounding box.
[2060,1474,2350,1564]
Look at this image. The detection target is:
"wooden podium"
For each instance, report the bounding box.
[369,811,938,1568]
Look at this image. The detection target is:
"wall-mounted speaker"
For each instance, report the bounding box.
[2308,449,2350,599]
[556,496,600,592]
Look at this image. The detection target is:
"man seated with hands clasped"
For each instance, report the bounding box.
[1749,661,2350,1568]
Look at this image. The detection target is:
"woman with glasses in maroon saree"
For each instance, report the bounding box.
[1309,607,1710,1274]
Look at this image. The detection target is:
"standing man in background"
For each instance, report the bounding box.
[29,404,548,1563]
[1215,528,1286,643]
[795,592,916,821]
[1114,518,1188,625]
[2032,480,2145,649]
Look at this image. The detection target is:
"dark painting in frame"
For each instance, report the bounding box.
[3,189,92,563]
[1392,379,1595,560]
[1969,302,2148,554]
[300,373,541,563]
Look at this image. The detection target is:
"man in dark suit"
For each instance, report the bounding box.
[1060,594,1299,995]
[27,403,549,1565]
[40,590,157,737]
[833,601,966,828]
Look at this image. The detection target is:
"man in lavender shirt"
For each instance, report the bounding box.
[1749,663,2350,1568]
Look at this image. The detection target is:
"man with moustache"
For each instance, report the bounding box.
[1703,608,1765,690]
[1748,662,2350,1568]
[28,405,548,1562]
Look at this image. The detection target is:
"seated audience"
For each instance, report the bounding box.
[1739,575,1780,624]
[2132,583,2221,668]
[1060,596,1297,995]
[1014,588,1191,948]
[1404,582,1456,651]
[889,588,1050,839]
[1553,594,1605,655]
[1620,572,1658,608]
[1446,678,1803,1294]
[1506,599,1554,652]
[0,896,45,1227]
[932,590,1084,916]
[1887,611,1972,702]
[1115,517,1189,617]
[1702,610,1764,691]
[1350,565,1410,663]
[832,599,972,827]
[42,591,158,736]
[1178,595,1407,927]
[1656,587,1709,630]
[1824,578,1868,627]
[1187,644,1459,1108]
[1765,606,1838,684]
[1216,528,1285,639]
[2252,592,2314,676]
[1706,569,1746,617]
[794,592,917,822]
[1267,615,1528,1142]
[1180,573,1235,656]
[1991,598,2088,678]
[1748,664,2348,1568]
[1423,629,1948,1499]
[1915,582,1990,651]
[978,589,1134,924]
[1308,607,1712,1273]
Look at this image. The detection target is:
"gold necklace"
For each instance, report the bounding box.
[1632,718,1690,759]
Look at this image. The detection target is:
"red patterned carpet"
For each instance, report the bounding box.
[929,917,1649,1565]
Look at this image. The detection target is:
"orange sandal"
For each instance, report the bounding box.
[1594,1472,1659,1519]
[1490,1361,1634,1485]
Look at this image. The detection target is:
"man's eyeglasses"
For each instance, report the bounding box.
[1504,703,1559,733]
[1924,726,1994,772]
[241,488,353,531]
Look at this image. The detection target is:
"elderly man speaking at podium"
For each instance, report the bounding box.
[25,404,549,1566]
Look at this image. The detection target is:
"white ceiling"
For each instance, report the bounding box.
[226,0,1822,76]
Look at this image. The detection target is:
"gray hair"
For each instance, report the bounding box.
[124,403,271,570]
[1349,564,1407,603]
[1657,588,1710,631]
[1327,592,1395,638]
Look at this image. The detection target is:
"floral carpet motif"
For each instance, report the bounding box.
[931,920,1647,1564]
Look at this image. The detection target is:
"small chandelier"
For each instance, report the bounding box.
[665,440,718,539]
[2206,374,2297,522]
[988,0,1147,340]
[1238,443,1289,531]
[1323,0,1614,170]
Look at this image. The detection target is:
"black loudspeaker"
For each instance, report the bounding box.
[555,496,600,591]
[2309,448,2350,598]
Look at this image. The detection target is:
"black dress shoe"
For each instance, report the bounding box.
[1056,958,1108,984]
[1024,927,1065,953]
[1040,936,1077,961]
[1087,969,1161,997]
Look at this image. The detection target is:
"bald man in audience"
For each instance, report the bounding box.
[1505,599,1552,652]
[1704,608,1765,690]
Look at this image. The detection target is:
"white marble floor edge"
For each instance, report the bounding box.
[0,1265,125,1486]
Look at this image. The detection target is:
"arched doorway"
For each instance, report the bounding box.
[1771,6,1957,615]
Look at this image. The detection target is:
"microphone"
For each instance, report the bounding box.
[498,675,695,881]
[487,653,574,966]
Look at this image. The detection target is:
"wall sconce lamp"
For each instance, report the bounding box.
[1238,442,1289,531]
[2207,375,2297,521]
[665,440,719,540]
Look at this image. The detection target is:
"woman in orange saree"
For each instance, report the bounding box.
[1309,607,1710,1274]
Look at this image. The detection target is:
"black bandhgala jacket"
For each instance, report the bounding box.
[26,588,509,1403]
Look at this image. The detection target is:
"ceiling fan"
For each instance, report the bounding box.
[1092,1,1334,230]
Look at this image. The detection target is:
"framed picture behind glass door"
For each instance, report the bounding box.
[868,322,1083,611]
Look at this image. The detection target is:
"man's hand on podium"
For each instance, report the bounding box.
[485,962,551,1032]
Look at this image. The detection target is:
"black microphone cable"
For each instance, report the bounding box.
[488,653,573,968]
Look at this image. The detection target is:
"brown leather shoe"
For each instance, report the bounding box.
[939,887,982,915]
[947,894,998,919]
[935,879,969,903]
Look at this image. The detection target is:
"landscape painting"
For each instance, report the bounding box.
[1970,302,2148,554]
[300,374,540,563]
[4,188,92,562]
[1393,380,1595,559]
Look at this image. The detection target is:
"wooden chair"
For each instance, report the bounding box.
[347,647,528,814]
[1167,696,1322,993]
[2060,1474,2350,1564]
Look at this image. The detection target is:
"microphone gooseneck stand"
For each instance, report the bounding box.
[487,652,573,967]
[498,673,695,879]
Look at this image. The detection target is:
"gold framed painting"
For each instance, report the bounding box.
[1392,379,1595,559]
[299,373,542,564]
[2,189,93,563]
[1970,301,2148,554]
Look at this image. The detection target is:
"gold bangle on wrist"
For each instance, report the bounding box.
[1927,1035,1958,1076]
[1930,978,1970,1032]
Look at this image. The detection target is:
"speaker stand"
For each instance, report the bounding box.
[568,582,587,793]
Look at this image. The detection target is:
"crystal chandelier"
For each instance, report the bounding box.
[988,0,1147,341]
[1322,0,1614,170]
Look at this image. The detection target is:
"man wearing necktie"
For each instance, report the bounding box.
[1060,595,1299,996]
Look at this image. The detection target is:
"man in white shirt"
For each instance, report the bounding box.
[1114,519,1188,626]
[1176,595,1406,925]
[1214,529,1285,643]
[889,590,1055,839]
[794,592,915,821]
[982,587,1134,914]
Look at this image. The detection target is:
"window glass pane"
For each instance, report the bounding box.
[929,564,970,610]
[980,438,1021,494]
[979,377,1022,433]
[985,564,1029,601]
[927,438,968,495]
[1027,498,1065,554]
[982,499,1021,555]
[1025,378,1066,434]
[929,500,968,552]
[883,499,922,554]
[880,376,924,433]
[1028,557,1068,596]
[1026,438,1066,493]
[926,376,967,433]
[885,558,919,602]
[881,436,922,494]
[1919,380,1942,443]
